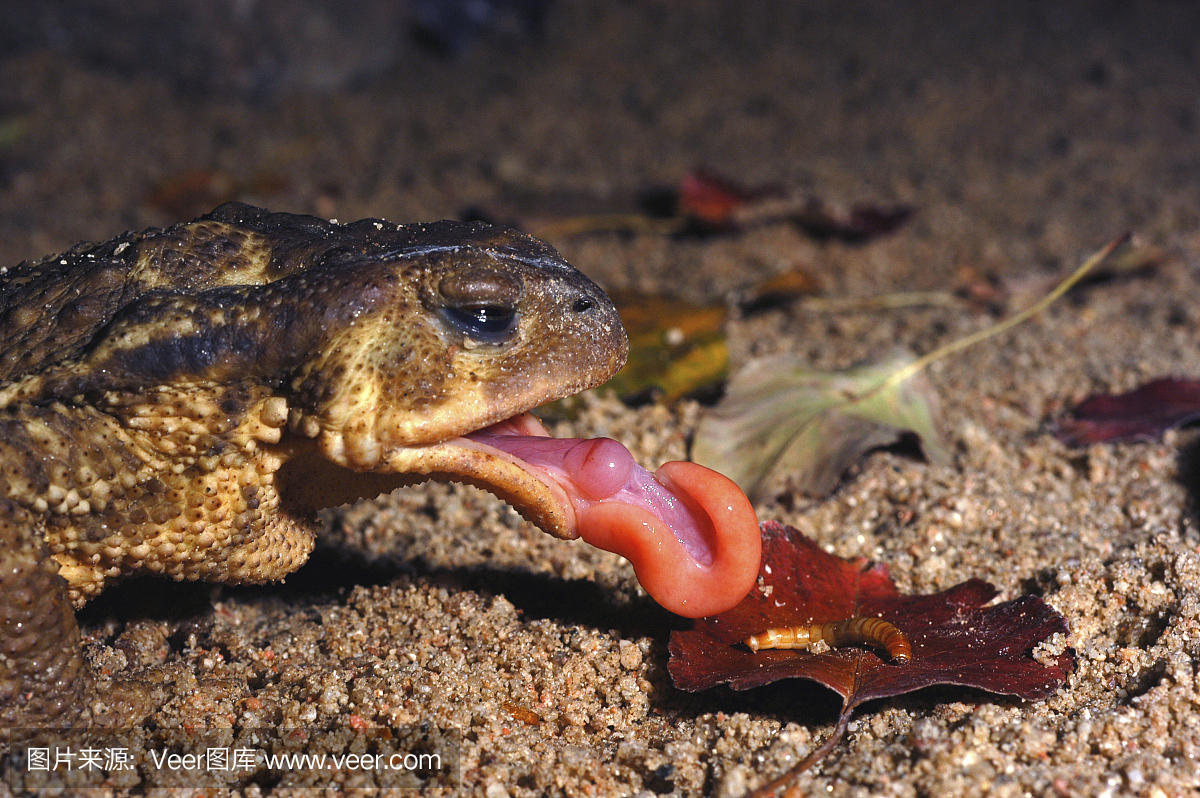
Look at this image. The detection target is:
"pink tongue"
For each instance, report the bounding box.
[471,434,761,618]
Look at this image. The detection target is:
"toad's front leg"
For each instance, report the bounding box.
[0,498,89,728]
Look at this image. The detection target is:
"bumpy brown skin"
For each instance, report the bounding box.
[0,202,627,727]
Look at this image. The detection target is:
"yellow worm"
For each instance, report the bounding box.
[745,617,913,662]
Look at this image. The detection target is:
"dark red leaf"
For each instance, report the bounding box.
[789,200,913,243]
[677,168,782,230]
[669,522,1073,710]
[1053,377,1200,447]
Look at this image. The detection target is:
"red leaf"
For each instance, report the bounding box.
[677,168,782,230]
[1053,377,1200,446]
[669,522,1073,710]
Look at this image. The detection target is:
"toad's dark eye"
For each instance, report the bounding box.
[442,305,517,342]
[438,268,522,343]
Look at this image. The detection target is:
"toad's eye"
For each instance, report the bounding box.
[442,304,517,342]
[438,268,523,344]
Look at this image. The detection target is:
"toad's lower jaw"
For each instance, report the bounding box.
[452,415,762,618]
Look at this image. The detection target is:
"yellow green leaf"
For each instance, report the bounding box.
[692,351,950,501]
[603,291,729,403]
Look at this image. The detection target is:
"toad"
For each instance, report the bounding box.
[0,203,760,726]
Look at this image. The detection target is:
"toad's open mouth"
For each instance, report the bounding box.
[402,412,762,618]
[280,411,762,618]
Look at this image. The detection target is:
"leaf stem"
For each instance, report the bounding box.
[747,709,852,798]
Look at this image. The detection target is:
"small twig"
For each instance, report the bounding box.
[873,234,1130,399]
[797,291,964,313]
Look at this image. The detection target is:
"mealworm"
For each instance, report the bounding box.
[744,617,913,662]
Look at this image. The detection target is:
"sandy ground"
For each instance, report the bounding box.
[3,1,1200,795]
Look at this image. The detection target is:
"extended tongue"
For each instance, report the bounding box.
[467,432,762,618]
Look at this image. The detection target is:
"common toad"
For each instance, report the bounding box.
[0,203,759,727]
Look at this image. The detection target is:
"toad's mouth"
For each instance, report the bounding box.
[283,412,761,618]
[398,413,761,619]
[455,413,761,618]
